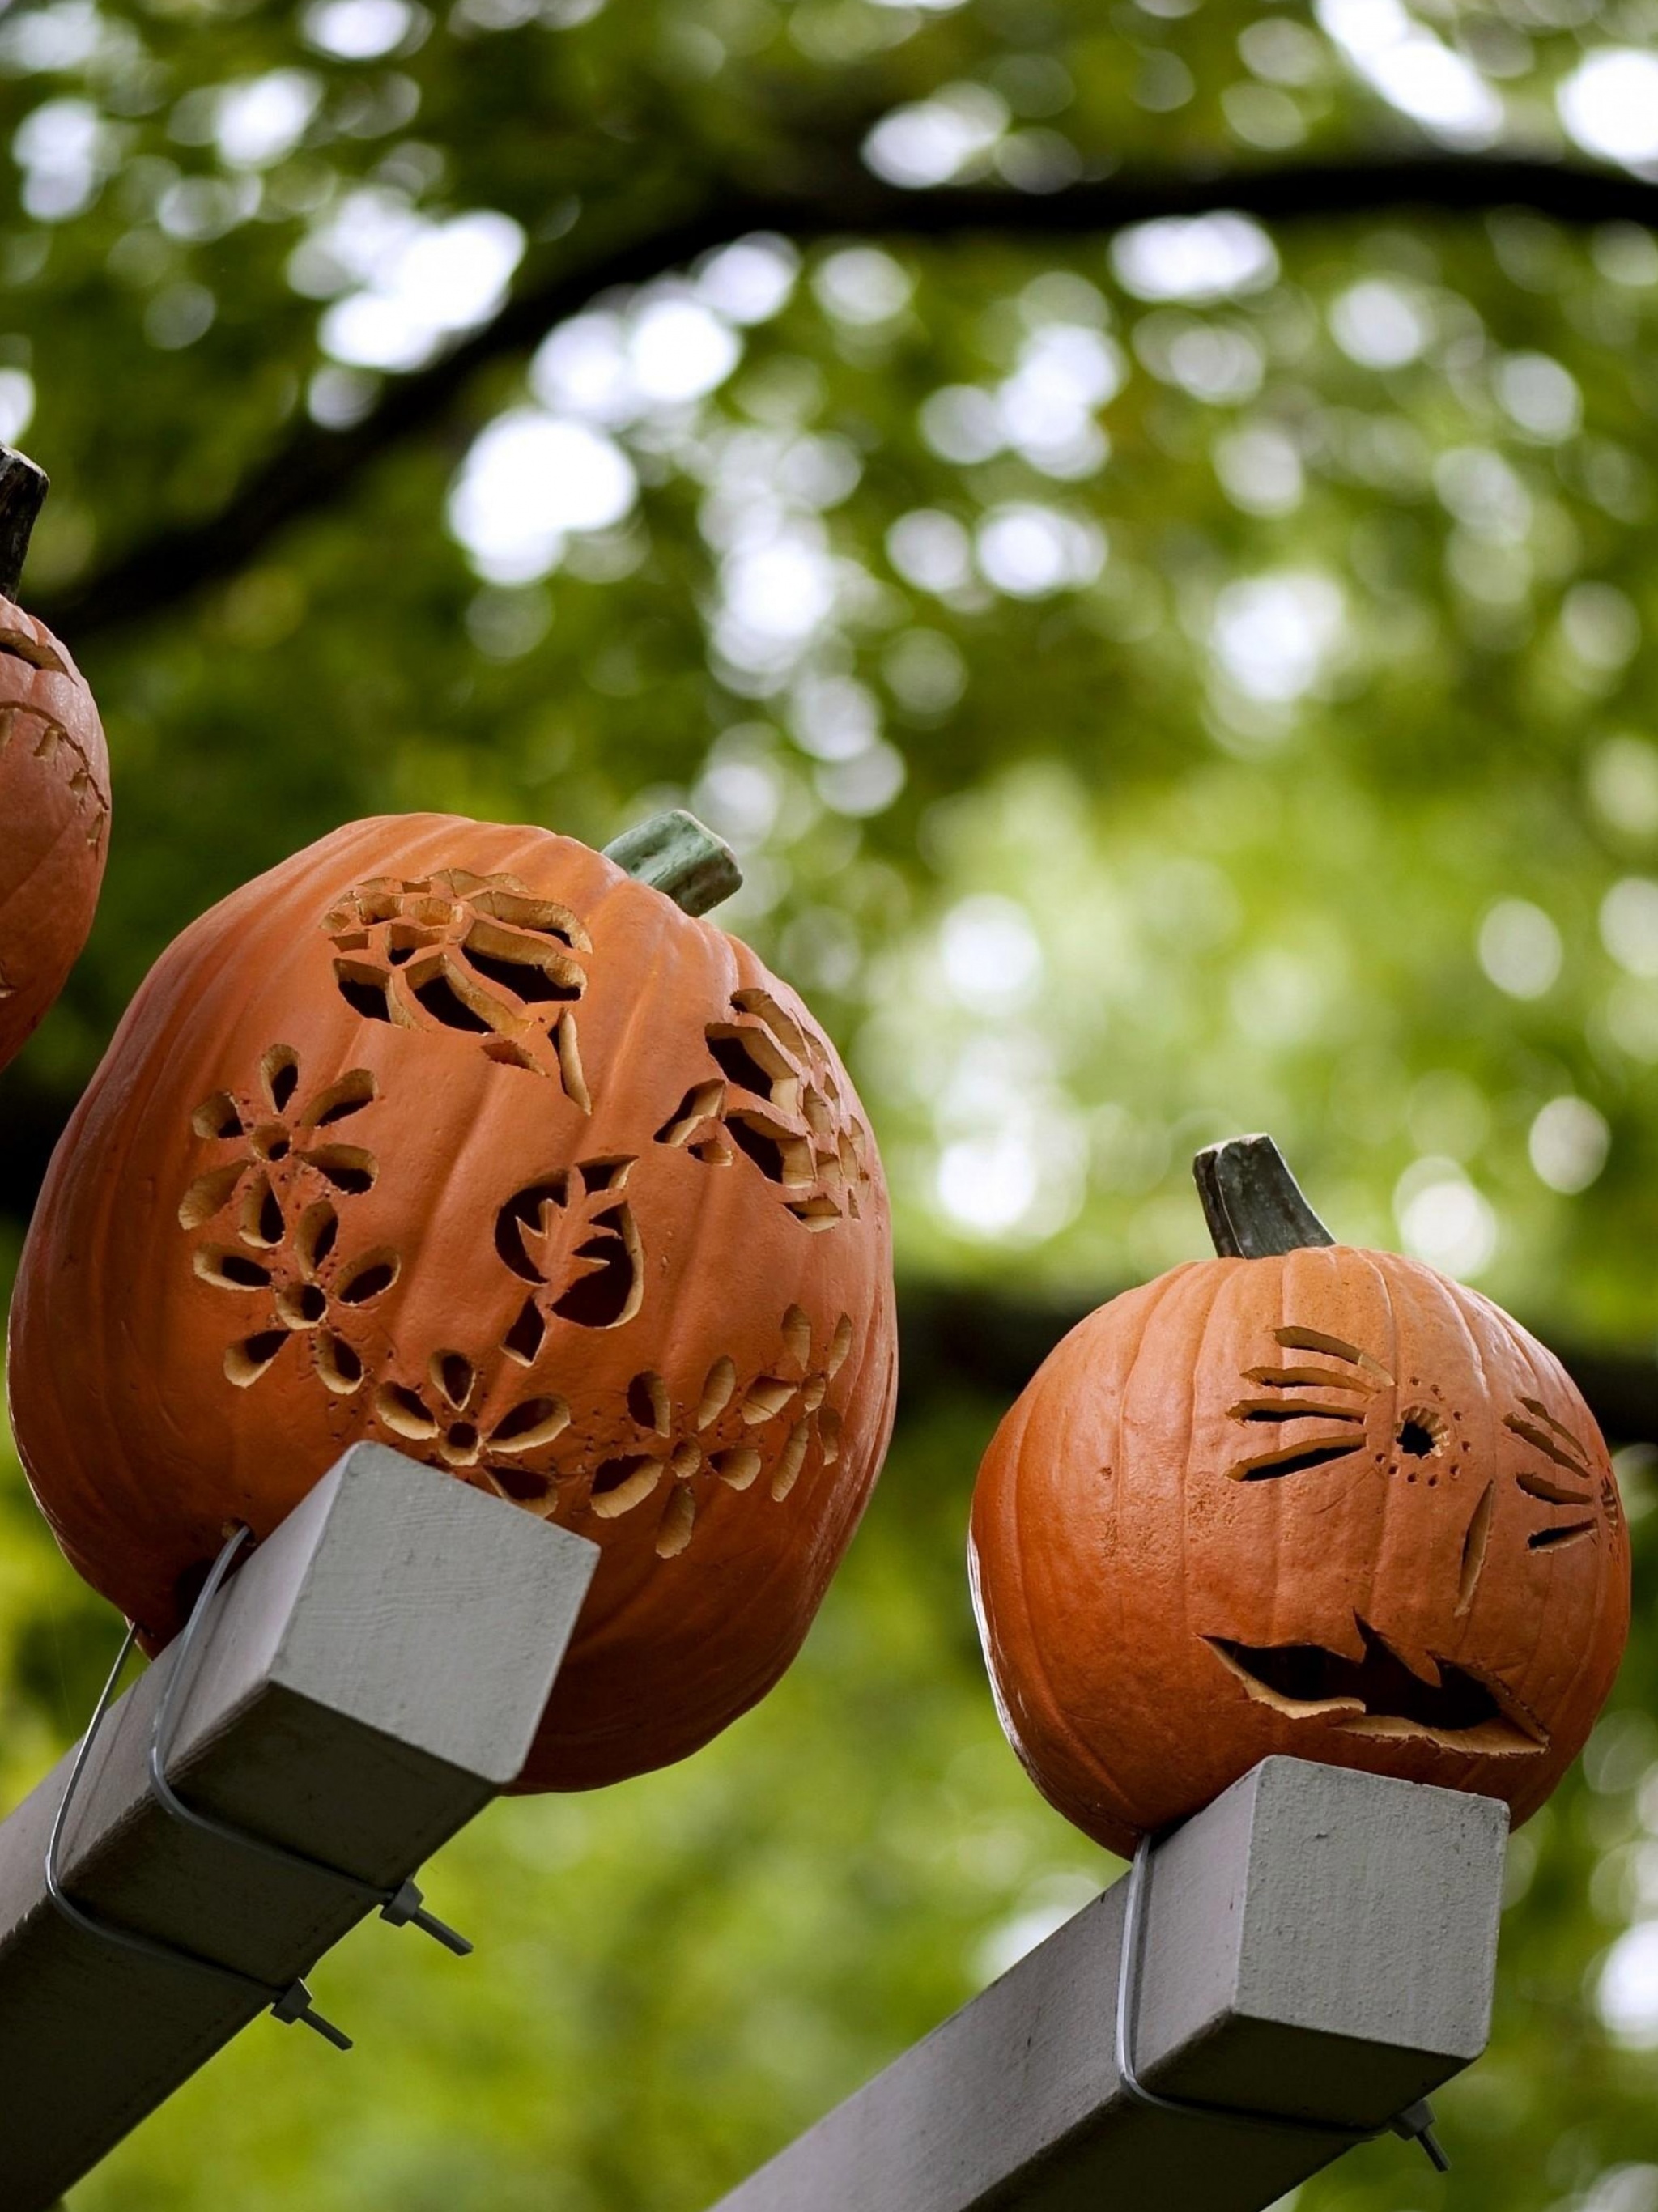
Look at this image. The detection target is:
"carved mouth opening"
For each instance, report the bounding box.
[1206,1617,1547,1754]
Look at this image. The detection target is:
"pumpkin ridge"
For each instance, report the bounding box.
[1379,1254,1506,1761]
[1134,1266,1222,1729]
[0,798,90,913]
[999,1340,1130,1827]
[1176,1260,1239,1750]
[1112,1269,1200,1743]
[1366,1246,1403,1660]
[1096,1269,1211,1823]
[985,1325,1090,1812]
[1435,1267,1557,1794]
[1501,1297,1626,1819]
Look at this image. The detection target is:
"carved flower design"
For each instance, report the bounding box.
[372,1349,572,1483]
[324,869,593,1107]
[175,1009,864,1562]
[654,987,873,1232]
[0,671,109,858]
[493,1157,644,1363]
[179,1045,389,1391]
[589,1304,856,1559]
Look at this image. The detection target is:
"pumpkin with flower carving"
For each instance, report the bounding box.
[11,810,895,1790]
[970,1135,1630,1857]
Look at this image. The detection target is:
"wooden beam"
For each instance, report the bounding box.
[0,1444,597,2211]
[710,1759,1508,2212]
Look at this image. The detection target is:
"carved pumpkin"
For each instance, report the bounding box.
[969,1136,1630,1857]
[10,810,896,1790]
[0,452,109,1074]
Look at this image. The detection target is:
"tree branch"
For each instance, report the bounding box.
[41,151,1658,644]
[895,1281,1658,1447]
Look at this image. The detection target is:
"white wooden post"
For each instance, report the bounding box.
[0,1443,597,2211]
[711,1758,1509,2212]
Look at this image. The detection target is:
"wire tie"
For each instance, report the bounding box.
[147,1524,474,1959]
[1114,1829,1450,2173]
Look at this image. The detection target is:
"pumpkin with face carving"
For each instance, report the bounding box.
[10,810,896,1791]
[0,561,110,1072]
[969,1136,1630,1857]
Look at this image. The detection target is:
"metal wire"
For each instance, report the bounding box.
[43,1569,352,2050]
[1112,1830,1449,2172]
[147,1523,471,1958]
[47,1506,478,2055]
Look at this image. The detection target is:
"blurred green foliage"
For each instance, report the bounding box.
[2,0,1658,2205]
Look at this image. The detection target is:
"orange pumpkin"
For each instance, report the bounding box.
[970,1135,1630,1857]
[0,452,109,1074]
[10,810,896,1791]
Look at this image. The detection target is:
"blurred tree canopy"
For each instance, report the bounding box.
[4,0,1658,2206]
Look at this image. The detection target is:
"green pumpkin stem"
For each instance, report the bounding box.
[1192,1134,1336,1259]
[602,809,742,917]
[0,445,48,603]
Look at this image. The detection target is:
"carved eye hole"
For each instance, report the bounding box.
[1528,1518,1596,1553]
[0,627,64,674]
[1505,1398,1600,1548]
[1226,1324,1381,1482]
[1271,1325,1394,1382]
[1506,1400,1594,1487]
[1394,1407,1446,1460]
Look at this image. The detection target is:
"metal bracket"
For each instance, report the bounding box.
[45,1612,352,2048]
[46,1521,473,2052]
[147,1525,473,1958]
[1115,1831,1451,2172]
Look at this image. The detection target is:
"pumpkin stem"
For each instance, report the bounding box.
[602,809,742,917]
[0,445,47,603]
[1192,1134,1336,1259]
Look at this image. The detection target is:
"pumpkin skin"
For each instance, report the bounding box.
[0,597,109,1072]
[10,813,896,1791]
[970,1240,1630,1858]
